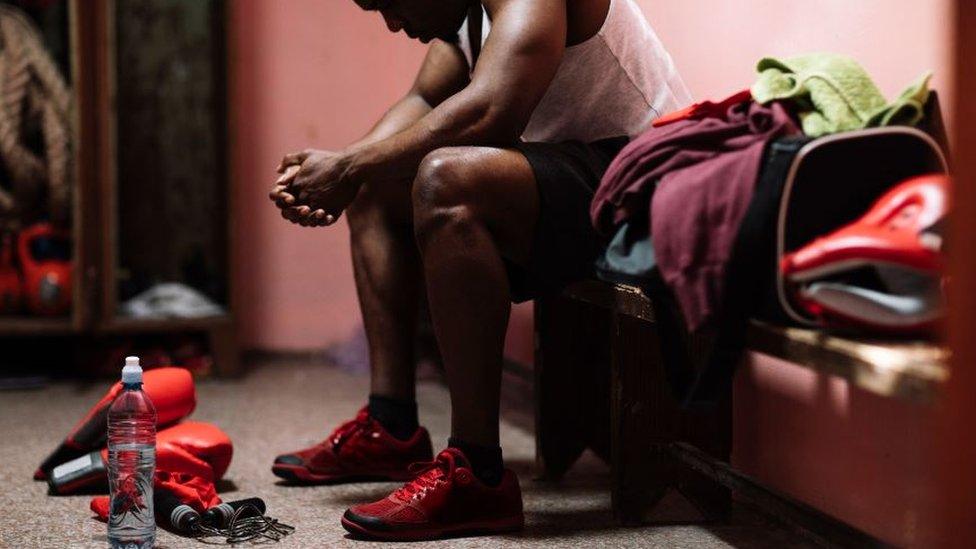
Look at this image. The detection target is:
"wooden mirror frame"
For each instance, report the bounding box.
[87,0,234,338]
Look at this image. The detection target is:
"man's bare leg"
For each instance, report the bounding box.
[411,147,539,457]
[271,180,434,483]
[346,182,421,406]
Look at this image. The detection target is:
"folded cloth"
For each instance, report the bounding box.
[751,53,931,137]
[799,281,944,333]
[595,220,657,287]
[592,100,801,331]
[120,282,225,319]
[866,72,932,128]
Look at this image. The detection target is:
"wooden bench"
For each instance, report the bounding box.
[533,279,949,541]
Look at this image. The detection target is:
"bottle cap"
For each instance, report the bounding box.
[121,356,143,384]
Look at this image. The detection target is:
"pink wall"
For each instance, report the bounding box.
[230,0,425,350]
[637,0,953,108]
[230,1,952,544]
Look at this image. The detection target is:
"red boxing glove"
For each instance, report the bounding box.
[48,421,232,495]
[36,367,196,480]
[157,421,233,481]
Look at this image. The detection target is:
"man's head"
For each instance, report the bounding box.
[354,0,472,44]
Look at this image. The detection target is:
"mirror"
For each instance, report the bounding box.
[111,0,228,321]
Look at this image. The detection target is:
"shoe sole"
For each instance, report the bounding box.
[341,513,524,541]
[271,463,415,485]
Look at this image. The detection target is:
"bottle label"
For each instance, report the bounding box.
[108,468,153,529]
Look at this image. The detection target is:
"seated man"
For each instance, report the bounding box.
[268,0,690,540]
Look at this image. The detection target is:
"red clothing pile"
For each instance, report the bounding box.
[591,94,801,330]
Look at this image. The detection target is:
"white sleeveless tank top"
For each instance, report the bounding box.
[458,0,692,143]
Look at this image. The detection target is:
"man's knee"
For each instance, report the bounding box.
[412,148,483,246]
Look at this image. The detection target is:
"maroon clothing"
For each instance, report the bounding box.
[591,100,800,331]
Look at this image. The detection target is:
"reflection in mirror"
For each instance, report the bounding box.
[113,0,228,320]
[0,0,73,318]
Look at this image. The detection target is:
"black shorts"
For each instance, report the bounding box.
[507,137,629,302]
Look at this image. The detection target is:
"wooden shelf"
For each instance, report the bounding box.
[0,314,234,338]
[96,314,232,334]
[747,322,948,404]
[561,280,949,404]
[0,317,77,336]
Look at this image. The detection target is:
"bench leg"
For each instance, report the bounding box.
[534,294,611,479]
[610,313,732,524]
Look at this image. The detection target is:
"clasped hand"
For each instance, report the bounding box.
[268,149,361,227]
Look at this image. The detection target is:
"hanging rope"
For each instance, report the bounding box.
[0,3,72,227]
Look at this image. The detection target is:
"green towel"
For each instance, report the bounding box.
[751,53,931,137]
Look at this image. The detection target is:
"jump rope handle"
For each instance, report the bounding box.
[154,489,201,534]
[203,497,267,528]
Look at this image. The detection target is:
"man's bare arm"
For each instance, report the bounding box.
[352,40,471,148]
[345,0,566,182]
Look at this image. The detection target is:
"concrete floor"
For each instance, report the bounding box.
[0,360,815,548]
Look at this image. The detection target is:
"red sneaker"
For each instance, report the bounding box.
[272,407,433,484]
[341,447,524,541]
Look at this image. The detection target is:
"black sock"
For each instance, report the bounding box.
[448,437,503,487]
[367,394,419,441]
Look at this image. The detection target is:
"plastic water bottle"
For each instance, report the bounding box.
[107,357,157,548]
